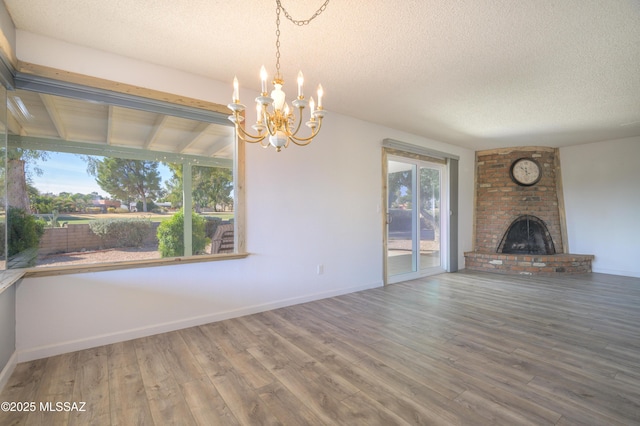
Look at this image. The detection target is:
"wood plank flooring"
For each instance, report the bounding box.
[2,270,640,425]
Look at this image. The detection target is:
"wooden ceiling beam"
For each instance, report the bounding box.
[39,94,69,140]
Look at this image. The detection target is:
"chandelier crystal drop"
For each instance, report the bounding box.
[228,0,329,152]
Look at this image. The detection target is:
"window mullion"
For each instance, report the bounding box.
[182,163,193,257]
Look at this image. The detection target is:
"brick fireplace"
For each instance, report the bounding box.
[464,147,593,275]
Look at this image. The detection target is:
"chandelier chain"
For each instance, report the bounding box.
[275,4,282,79]
[277,0,330,26]
[274,0,330,80]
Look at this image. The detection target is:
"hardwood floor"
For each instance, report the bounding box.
[2,270,640,425]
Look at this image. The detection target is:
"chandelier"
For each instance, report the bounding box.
[228,0,329,152]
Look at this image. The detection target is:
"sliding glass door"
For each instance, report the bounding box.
[386,156,447,283]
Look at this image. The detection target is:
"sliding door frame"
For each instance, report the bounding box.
[382,139,459,285]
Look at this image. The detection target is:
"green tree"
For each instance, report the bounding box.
[193,166,233,212]
[164,164,233,212]
[85,157,161,212]
[6,148,49,213]
[388,166,441,237]
[162,172,183,208]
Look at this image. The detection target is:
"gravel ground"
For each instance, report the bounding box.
[36,246,162,267]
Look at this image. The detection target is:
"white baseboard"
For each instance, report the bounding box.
[17,281,382,363]
[592,267,640,279]
[0,351,17,393]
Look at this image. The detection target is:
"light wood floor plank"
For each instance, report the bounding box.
[1,270,639,425]
[106,340,154,426]
[68,346,110,426]
[0,359,47,426]
[26,352,78,426]
[180,376,240,426]
[196,321,273,389]
[207,367,280,426]
[256,381,327,425]
[133,335,197,425]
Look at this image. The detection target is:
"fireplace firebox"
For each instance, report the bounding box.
[498,215,555,255]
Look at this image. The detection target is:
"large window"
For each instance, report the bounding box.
[3,81,241,273]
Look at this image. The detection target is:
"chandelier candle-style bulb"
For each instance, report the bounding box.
[256,103,262,124]
[260,66,268,94]
[297,71,304,98]
[309,97,315,116]
[233,76,239,102]
[317,84,323,108]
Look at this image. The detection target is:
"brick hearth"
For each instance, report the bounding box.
[464,252,594,276]
[465,147,593,275]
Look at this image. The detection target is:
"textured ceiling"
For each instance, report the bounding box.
[4,0,640,150]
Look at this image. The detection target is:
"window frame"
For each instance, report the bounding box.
[8,64,246,278]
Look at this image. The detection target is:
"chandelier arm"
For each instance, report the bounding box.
[233,120,268,145]
[259,105,279,138]
[286,110,304,137]
[265,115,279,137]
[288,119,323,146]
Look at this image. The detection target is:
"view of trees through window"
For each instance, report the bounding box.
[1,87,236,270]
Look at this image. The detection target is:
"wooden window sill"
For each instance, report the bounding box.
[18,252,250,278]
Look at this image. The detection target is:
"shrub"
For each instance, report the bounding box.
[44,209,62,228]
[89,217,153,248]
[107,207,116,213]
[157,210,208,257]
[7,207,46,267]
[86,207,102,214]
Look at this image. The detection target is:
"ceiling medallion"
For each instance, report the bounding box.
[228,0,329,152]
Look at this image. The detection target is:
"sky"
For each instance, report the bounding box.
[30,152,172,198]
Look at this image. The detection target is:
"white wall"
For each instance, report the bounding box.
[14,32,474,361]
[0,2,15,56]
[560,138,640,278]
[0,284,16,389]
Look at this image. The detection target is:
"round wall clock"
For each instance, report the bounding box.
[510,158,541,186]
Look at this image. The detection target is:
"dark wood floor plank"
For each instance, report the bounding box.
[2,270,639,425]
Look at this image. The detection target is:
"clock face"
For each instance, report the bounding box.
[510,158,541,186]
